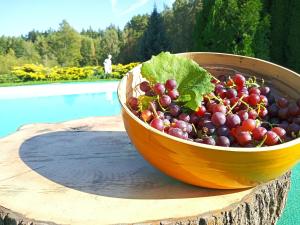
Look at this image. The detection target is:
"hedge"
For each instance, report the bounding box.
[10,62,139,82]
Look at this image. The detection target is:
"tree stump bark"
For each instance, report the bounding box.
[0,116,291,225]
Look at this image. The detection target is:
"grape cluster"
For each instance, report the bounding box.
[127,74,300,147]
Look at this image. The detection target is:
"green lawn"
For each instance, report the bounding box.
[0,78,120,87]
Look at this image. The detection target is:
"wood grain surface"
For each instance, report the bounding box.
[0,116,290,225]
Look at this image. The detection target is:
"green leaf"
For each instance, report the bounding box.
[141,52,214,110]
[138,95,155,111]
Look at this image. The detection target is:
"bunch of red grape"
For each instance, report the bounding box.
[127,74,300,147]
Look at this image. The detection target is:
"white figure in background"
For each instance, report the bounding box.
[103,54,112,74]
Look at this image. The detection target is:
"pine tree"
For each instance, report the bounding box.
[285,0,300,72]
[140,6,170,60]
[270,0,290,65]
[194,0,263,56]
[165,0,203,53]
[253,0,271,60]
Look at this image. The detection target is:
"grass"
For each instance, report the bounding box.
[0,78,120,87]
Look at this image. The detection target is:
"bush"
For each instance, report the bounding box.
[0,74,21,83]
[10,62,139,82]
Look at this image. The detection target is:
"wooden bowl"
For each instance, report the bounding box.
[117,52,300,189]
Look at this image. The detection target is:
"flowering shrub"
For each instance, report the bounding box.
[11,62,139,81]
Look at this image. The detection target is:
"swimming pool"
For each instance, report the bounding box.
[0,82,121,137]
[0,82,298,224]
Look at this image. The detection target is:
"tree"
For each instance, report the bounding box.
[253,14,271,60]
[49,20,82,66]
[270,0,290,65]
[0,36,9,55]
[98,25,121,65]
[285,0,300,72]
[35,35,58,67]
[195,0,263,56]
[80,36,96,66]
[140,6,170,60]
[118,14,149,63]
[164,0,203,53]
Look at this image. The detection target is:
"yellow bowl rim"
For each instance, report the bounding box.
[117,52,300,153]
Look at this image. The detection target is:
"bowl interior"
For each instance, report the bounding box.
[118,52,300,152]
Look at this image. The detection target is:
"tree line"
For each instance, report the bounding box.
[0,0,299,74]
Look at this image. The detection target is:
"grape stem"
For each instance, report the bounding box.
[156,96,166,111]
[192,123,197,134]
[149,102,159,118]
[256,135,267,147]
[246,76,260,88]
[227,95,245,115]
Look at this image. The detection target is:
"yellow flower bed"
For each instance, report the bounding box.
[11,62,139,81]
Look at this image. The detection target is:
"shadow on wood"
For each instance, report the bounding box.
[19,130,244,199]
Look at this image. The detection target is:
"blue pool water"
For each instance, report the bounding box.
[0,91,121,137]
[0,83,298,224]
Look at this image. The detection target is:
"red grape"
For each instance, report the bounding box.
[141,109,153,122]
[293,117,300,125]
[168,127,184,138]
[287,123,300,135]
[190,113,200,125]
[203,136,216,146]
[217,89,227,99]
[165,79,177,90]
[278,108,289,120]
[226,114,241,128]
[223,99,231,106]
[297,99,300,107]
[213,104,227,114]
[236,131,252,146]
[226,88,237,99]
[248,109,258,119]
[258,108,268,118]
[153,83,165,95]
[217,125,230,136]
[252,127,267,141]
[145,90,155,96]
[260,95,268,106]
[260,86,270,96]
[288,103,300,116]
[156,111,165,119]
[169,104,181,117]
[216,136,230,147]
[249,87,261,95]
[272,127,286,139]
[265,131,279,146]
[237,110,249,121]
[248,94,260,106]
[150,118,164,131]
[277,97,289,108]
[215,84,225,92]
[186,123,193,133]
[178,113,190,123]
[159,95,171,107]
[168,89,179,100]
[268,104,279,117]
[174,120,188,132]
[128,96,138,110]
[212,112,226,127]
[241,119,256,132]
[234,74,246,87]
[139,81,151,92]
[196,105,206,117]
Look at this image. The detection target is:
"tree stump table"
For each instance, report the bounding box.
[0,116,291,225]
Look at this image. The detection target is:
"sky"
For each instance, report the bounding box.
[0,0,175,37]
